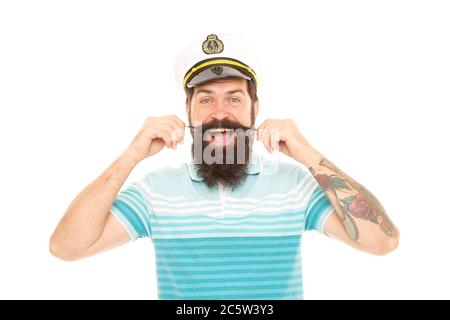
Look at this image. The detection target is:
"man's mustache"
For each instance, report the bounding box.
[191,119,252,134]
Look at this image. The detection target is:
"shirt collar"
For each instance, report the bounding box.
[187,153,263,182]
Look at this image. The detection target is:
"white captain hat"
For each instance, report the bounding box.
[174,33,261,90]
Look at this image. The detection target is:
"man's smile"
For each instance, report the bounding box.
[205,128,236,146]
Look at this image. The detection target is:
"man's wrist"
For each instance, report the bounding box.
[292,145,323,169]
[122,146,143,167]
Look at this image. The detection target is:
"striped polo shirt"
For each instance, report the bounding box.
[110,154,334,300]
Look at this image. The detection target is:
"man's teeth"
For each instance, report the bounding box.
[209,128,231,133]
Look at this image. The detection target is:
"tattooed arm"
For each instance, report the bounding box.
[307,154,399,255]
[257,119,400,255]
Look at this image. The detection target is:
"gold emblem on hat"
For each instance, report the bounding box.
[211,66,223,75]
[202,34,224,54]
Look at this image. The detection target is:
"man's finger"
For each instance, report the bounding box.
[168,115,186,129]
[158,130,173,149]
[270,128,281,152]
[261,128,272,153]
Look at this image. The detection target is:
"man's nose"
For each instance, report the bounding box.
[210,103,231,121]
[211,111,231,122]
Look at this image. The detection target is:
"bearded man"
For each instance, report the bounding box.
[50,33,399,300]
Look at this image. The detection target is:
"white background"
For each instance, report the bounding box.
[1,0,449,299]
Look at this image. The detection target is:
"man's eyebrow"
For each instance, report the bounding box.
[226,89,245,95]
[195,89,245,95]
[195,89,213,95]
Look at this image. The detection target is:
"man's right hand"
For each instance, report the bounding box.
[127,115,186,162]
[50,115,186,261]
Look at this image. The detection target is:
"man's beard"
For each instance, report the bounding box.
[191,118,255,189]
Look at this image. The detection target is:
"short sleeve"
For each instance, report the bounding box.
[304,183,334,234]
[110,182,152,241]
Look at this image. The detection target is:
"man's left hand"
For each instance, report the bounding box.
[256,119,321,166]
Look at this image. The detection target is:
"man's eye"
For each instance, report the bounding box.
[229,97,241,103]
[200,99,212,104]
